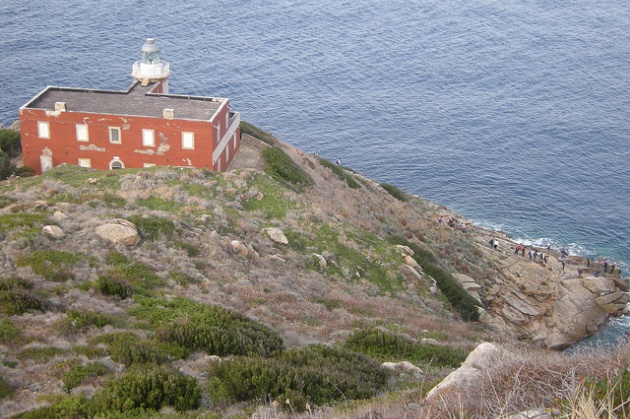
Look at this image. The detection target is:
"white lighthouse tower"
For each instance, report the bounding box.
[131,38,170,93]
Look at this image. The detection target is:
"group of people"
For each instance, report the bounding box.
[437,215,467,233]
[511,244,551,263]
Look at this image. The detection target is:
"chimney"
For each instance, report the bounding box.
[163,108,174,119]
[55,102,66,112]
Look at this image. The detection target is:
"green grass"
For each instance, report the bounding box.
[18,346,69,362]
[59,309,122,335]
[343,328,468,368]
[285,223,403,294]
[242,172,297,218]
[136,197,184,212]
[240,121,277,145]
[0,318,21,345]
[0,213,48,237]
[127,215,177,240]
[380,183,409,202]
[62,362,109,391]
[15,250,80,282]
[261,146,313,189]
[0,375,14,401]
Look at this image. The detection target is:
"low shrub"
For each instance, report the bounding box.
[380,182,409,202]
[582,367,630,417]
[0,318,20,345]
[15,250,79,282]
[240,121,277,145]
[173,240,201,257]
[262,146,313,188]
[96,365,201,413]
[387,236,481,321]
[0,213,48,236]
[318,157,361,189]
[207,345,389,411]
[132,297,283,358]
[62,362,109,391]
[97,275,133,300]
[0,375,14,401]
[92,332,173,366]
[18,347,69,362]
[59,309,120,335]
[0,289,44,315]
[343,328,468,368]
[127,215,176,240]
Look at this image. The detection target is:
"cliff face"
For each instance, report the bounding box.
[466,232,629,349]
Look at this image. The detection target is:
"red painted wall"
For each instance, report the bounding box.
[19,107,239,174]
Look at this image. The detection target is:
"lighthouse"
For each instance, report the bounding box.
[131,38,170,93]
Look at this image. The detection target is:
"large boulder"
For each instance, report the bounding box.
[262,227,288,245]
[42,225,65,239]
[95,219,140,246]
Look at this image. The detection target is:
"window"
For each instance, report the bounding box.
[143,163,156,168]
[109,157,124,170]
[78,158,91,168]
[76,124,89,142]
[142,129,155,147]
[109,127,121,144]
[37,121,50,139]
[225,112,229,128]
[182,132,194,150]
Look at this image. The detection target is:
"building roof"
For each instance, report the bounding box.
[22,82,226,122]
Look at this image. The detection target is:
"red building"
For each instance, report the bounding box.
[19,38,240,174]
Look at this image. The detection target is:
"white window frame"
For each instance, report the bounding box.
[37,121,50,139]
[109,127,121,144]
[76,124,89,142]
[182,131,195,150]
[142,129,155,147]
[78,158,91,168]
[143,163,156,168]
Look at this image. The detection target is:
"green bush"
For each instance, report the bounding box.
[0,128,20,157]
[92,332,172,366]
[97,275,133,299]
[15,250,79,282]
[59,309,120,335]
[18,347,69,362]
[14,166,35,178]
[318,157,361,189]
[240,121,277,145]
[62,362,109,391]
[208,345,389,411]
[0,213,48,235]
[380,182,409,202]
[0,289,44,315]
[387,236,481,321]
[97,365,201,413]
[131,297,283,358]
[0,151,16,180]
[343,328,468,368]
[262,146,313,188]
[100,254,164,297]
[173,240,201,257]
[0,318,20,345]
[0,375,14,401]
[127,215,176,240]
[583,367,630,417]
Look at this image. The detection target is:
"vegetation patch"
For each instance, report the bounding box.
[0,318,21,345]
[262,146,313,189]
[380,182,409,202]
[0,375,14,401]
[343,328,468,368]
[18,346,69,362]
[127,214,176,240]
[242,173,296,218]
[388,236,481,321]
[129,297,283,358]
[318,157,361,189]
[0,195,16,209]
[136,196,184,212]
[62,362,109,392]
[89,332,178,366]
[15,250,80,282]
[59,309,121,336]
[240,121,277,145]
[173,240,201,257]
[0,213,48,237]
[207,345,389,411]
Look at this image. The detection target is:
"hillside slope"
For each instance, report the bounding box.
[0,128,628,417]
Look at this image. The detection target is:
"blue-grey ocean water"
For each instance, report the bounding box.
[1,1,629,345]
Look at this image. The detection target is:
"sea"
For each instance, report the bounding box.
[1,0,628,348]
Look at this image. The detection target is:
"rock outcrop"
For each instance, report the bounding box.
[463,236,629,349]
[95,219,140,246]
